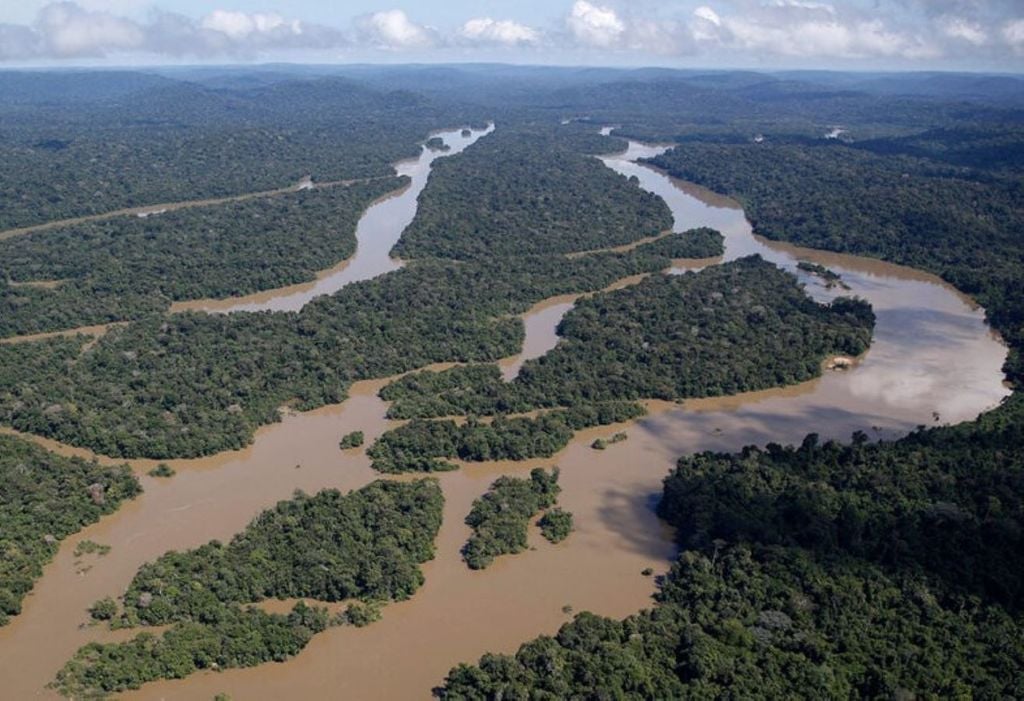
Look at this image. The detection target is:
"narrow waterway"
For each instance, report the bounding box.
[0,133,1009,700]
[173,125,494,314]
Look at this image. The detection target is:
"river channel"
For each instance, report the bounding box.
[172,125,494,314]
[0,129,1009,700]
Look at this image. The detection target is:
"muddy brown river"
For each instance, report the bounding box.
[0,132,1009,700]
[173,125,494,315]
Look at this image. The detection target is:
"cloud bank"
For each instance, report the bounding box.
[0,0,1020,67]
[1,2,345,59]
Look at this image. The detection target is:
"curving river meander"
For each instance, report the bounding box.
[0,127,1009,700]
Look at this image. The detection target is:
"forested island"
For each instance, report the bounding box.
[369,403,644,473]
[54,479,443,696]
[393,125,672,259]
[463,468,563,569]
[0,233,715,459]
[647,136,1024,382]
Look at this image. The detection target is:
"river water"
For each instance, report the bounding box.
[0,133,1009,700]
[173,125,494,314]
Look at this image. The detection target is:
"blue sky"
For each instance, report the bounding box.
[1,1,1022,71]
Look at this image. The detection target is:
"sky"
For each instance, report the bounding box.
[1,0,1022,71]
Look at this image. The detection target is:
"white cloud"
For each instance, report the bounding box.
[1,2,344,59]
[76,0,146,16]
[354,9,436,49]
[1004,18,1024,53]
[767,0,836,13]
[567,0,625,48]
[941,16,988,45]
[458,17,539,46]
[693,6,721,27]
[565,1,696,55]
[200,11,301,41]
[36,1,143,56]
[692,6,723,43]
[721,16,935,59]
[0,23,42,59]
[0,0,1020,66]
[686,2,940,61]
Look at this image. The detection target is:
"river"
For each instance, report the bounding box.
[172,125,494,314]
[0,132,1009,700]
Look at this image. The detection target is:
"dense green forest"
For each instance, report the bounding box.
[659,403,1024,611]
[0,74,488,230]
[463,468,562,569]
[393,125,672,259]
[0,244,689,459]
[55,479,443,696]
[0,434,140,626]
[381,257,874,418]
[368,403,645,473]
[0,177,405,337]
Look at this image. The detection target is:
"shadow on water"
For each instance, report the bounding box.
[593,486,677,559]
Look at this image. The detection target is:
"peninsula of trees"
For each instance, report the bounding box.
[0,177,405,337]
[381,257,874,419]
[0,434,139,627]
